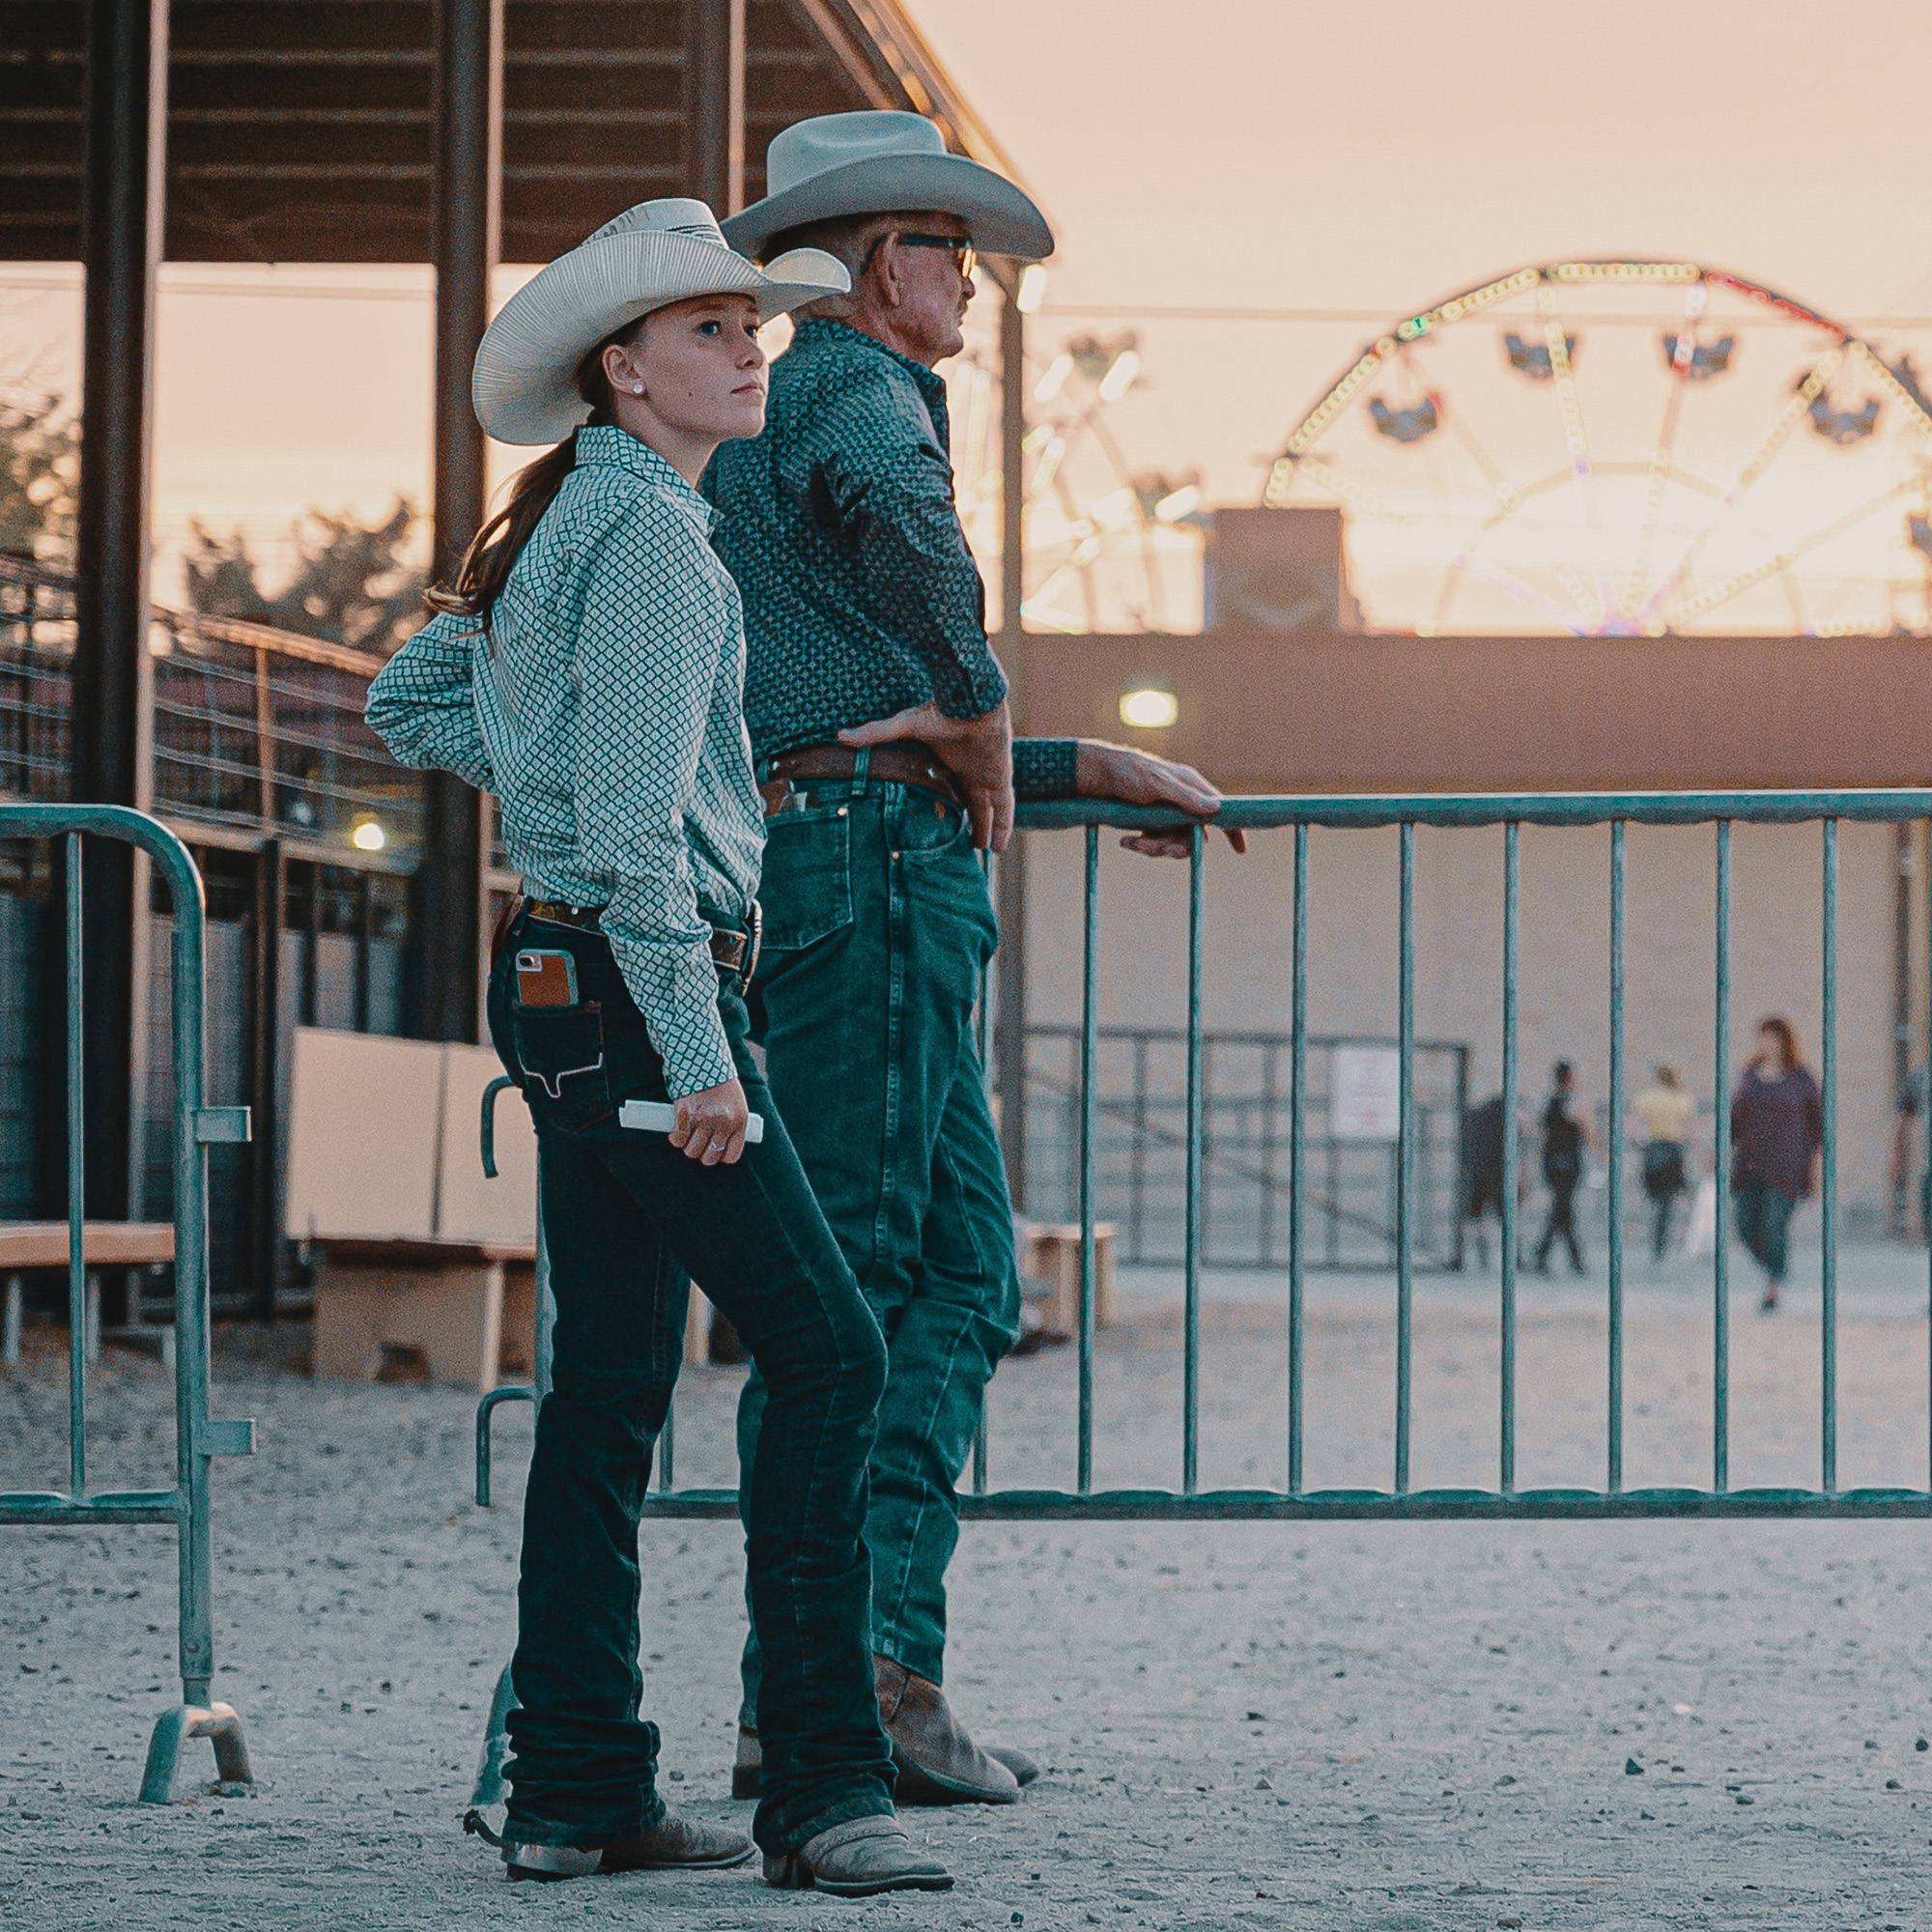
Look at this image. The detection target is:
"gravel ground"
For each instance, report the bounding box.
[8,1238,1932,1931]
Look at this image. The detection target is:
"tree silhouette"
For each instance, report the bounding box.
[183,498,426,655]
[0,391,79,565]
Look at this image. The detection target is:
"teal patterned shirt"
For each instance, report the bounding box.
[366,426,762,1097]
[703,319,1079,800]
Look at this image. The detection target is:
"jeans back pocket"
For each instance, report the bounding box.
[510,1000,614,1126]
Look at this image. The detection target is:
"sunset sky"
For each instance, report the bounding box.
[3,0,1929,629]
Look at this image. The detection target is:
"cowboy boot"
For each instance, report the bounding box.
[876,1655,1021,1805]
[763,1815,952,1895]
[465,1806,753,1883]
[732,1719,1035,1800]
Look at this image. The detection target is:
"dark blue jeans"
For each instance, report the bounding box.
[1734,1175,1799,1284]
[486,909,895,1856]
[738,778,1021,1709]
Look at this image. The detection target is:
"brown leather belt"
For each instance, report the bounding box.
[506,895,761,981]
[763,742,966,814]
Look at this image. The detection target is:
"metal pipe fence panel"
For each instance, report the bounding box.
[0,803,257,1801]
[614,787,1932,1523]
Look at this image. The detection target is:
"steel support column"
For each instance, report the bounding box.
[993,282,1029,1201]
[69,0,167,1220]
[683,0,746,213]
[409,0,502,1044]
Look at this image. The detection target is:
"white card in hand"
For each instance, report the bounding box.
[619,1098,765,1144]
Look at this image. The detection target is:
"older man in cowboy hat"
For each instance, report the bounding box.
[707,111,1244,1810]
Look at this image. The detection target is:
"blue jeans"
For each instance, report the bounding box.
[486,909,895,1855]
[738,777,1021,1709]
[1734,1175,1799,1284]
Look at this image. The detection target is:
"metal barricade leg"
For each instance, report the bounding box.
[469,1074,550,1810]
[140,1700,254,1805]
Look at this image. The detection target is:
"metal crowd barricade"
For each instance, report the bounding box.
[0,803,257,1802]
[548,785,1932,1525]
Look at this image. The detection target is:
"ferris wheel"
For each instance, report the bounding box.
[1263,259,1932,637]
[947,330,1202,634]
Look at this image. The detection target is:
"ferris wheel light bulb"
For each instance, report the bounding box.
[1015,264,1047,314]
[1097,350,1141,402]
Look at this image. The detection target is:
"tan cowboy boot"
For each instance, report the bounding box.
[731,1678,1038,1803]
[875,1655,1021,1805]
[763,1815,952,1895]
[466,1806,753,1882]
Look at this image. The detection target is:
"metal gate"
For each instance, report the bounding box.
[594,787,1932,1523]
[0,804,258,1801]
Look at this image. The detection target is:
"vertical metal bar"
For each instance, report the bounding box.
[1288,823,1309,1494]
[162,821,218,1705]
[353,869,374,1034]
[1182,826,1204,1492]
[1077,825,1098,1493]
[413,0,501,1046]
[72,0,165,1228]
[1607,820,1627,1492]
[1128,1034,1148,1261]
[65,833,87,1498]
[1821,817,1839,1492]
[993,282,1030,1206]
[682,0,747,212]
[1395,823,1415,1493]
[1500,822,1520,1494]
[971,1411,988,1495]
[299,860,321,1028]
[246,840,284,1324]
[1713,820,1732,1492]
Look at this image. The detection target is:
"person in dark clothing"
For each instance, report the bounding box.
[1731,1014,1824,1312]
[1533,1060,1593,1275]
[1463,1094,1507,1267]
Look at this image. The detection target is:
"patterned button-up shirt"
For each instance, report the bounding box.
[704,318,1078,800]
[366,426,762,1097]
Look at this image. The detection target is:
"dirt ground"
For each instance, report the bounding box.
[8,1239,1932,1931]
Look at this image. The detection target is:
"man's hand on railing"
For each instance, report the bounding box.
[839,701,1017,852]
[1073,741,1248,859]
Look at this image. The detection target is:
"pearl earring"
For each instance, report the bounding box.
[631,384,643,394]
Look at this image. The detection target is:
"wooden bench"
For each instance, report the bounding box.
[1021,1221,1120,1337]
[0,1222,177,1367]
[287,1029,538,1391]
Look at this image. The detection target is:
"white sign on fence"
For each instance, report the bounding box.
[1331,1044,1403,1142]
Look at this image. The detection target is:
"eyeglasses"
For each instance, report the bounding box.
[861,232,978,282]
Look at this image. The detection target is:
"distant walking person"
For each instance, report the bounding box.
[1462,1093,1507,1267]
[1634,1063,1696,1261]
[1533,1061,1594,1275]
[1731,1015,1823,1312]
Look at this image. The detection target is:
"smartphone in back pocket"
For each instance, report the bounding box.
[515,948,580,1009]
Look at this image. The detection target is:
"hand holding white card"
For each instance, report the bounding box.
[619,1098,765,1144]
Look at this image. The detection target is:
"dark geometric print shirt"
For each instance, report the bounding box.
[703,318,1078,800]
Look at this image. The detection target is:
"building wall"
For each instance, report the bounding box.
[1013,631,1932,795]
[1020,816,1922,1224]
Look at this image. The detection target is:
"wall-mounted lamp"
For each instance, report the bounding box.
[349,814,387,853]
[1119,684,1179,729]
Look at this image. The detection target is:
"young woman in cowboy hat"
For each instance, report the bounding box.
[367,199,950,1898]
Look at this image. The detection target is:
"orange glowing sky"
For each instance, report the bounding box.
[2,0,1928,629]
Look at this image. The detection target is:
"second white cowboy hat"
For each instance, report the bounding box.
[722,111,1054,265]
[472,198,849,445]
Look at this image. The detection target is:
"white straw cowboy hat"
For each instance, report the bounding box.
[472,197,849,445]
[722,111,1054,264]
